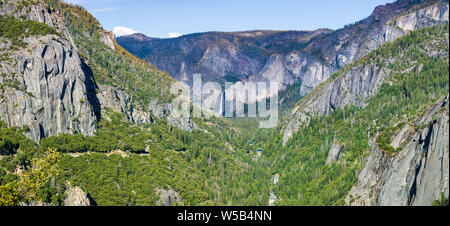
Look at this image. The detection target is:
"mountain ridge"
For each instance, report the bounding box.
[281,0,449,145]
[0,0,448,207]
[118,0,448,97]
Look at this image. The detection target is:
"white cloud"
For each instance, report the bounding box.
[113,26,139,37]
[168,33,183,38]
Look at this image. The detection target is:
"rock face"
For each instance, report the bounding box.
[118,0,448,98]
[100,31,116,51]
[198,38,261,81]
[282,0,449,145]
[64,185,91,206]
[96,84,153,125]
[97,86,199,131]
[326,142,345,165]
[157,188,182,206]
[0,1,199,141]
[307,0,448,68]
[345,96,449,206]
[0,2,97,143]
[147,99,199,132]
[345,138,391,206]
[118,30,328,87]
[282,63,389,145]
[284,51,333,96]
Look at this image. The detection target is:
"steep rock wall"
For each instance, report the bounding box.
[0,2,97,142]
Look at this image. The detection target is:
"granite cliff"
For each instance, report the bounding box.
[0,0,97,143]
[282,0,449,145]
[345,96,449,206]
[0,0,199,144]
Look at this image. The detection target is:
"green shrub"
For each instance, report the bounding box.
[0,15,57,48]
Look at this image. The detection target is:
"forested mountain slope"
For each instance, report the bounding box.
[0,0,257,206]
[0,0,448,207]
[282,1,449,144]
[269,23,448,205]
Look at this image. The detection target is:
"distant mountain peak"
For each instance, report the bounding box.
[121,33,156,42]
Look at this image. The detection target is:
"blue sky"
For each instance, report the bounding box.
[65,0,395,38]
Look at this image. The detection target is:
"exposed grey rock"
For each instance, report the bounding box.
[166,114,199,132]
[387,0,450,40]
[100,31,116,50]
[97,83,201,131]
[283,62,390,145]
[0,2,56,30]
[148,99,170,119]
[284,51,334,96]
[346,96,449,206]
[391,125,415,149]
[97,84,152,125]
[326,142,345,165]
[307,64,389,117]
[148,99,199,132]
[345,138,391,206]
[157,188,182,206]
[258,54,295,85]
[64,185,91,206]
[310,0,448,69]
[411,103,449,206]
[198,38,261,81]
[282,0,449,145]
[0,2,98,143]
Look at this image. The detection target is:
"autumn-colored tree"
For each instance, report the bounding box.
[0,148,60,206]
